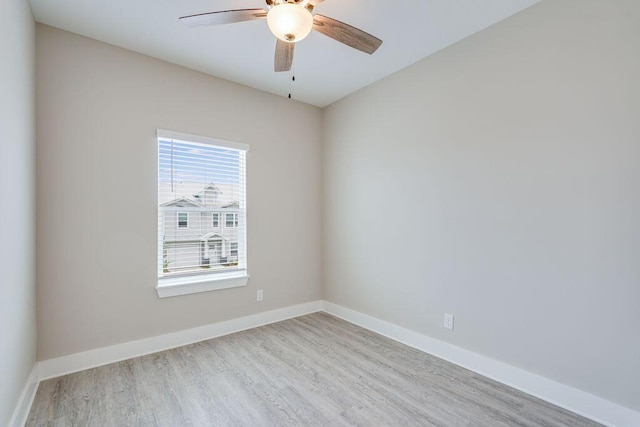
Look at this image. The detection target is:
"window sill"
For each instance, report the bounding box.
[156,270,249,298]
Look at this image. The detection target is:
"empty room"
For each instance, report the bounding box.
[2,0,639,425]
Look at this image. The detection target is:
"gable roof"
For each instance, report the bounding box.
[200,232,227,241]
[160,197,203,208]
[193,183,222,198]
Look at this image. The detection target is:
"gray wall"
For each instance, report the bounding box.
[323,0,640,411]
[36,25,323,360]
[0,0,36,423]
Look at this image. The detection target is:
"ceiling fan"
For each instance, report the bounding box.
[180,0,383,72]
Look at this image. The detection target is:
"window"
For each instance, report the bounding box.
[226,212,238,227]
[177,212,188,228]
[157,129,249,298]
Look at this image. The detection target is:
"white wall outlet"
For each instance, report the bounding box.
[257,290,264,302]
[444,313,454,330]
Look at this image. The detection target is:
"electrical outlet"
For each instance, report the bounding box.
[443,313,454,330]
[257,290,264,302]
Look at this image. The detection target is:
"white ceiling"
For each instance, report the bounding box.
[29,0,539,107]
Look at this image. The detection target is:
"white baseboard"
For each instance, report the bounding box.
[9,363,39,427]
[322,301,640,427]
[38,300,323,381]
[18,299,639,427]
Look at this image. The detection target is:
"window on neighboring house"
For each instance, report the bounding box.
[157,129,249,298]
[226,212,238,227]
[230,243,238,258]
[177,212,188,228]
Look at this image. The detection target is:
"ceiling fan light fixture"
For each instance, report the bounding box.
[267,3,313,43]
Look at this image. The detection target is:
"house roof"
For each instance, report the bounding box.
[193,183,222,198]
[160,197,204,208]
[200,232,227,241]
[222,201,239,209]
[160,182,240,208]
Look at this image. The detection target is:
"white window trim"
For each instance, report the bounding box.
[212,212,219,228]
[157,129,250,298]
[225,212,238,228]
[156,270,249,298]
[177,212,189,229]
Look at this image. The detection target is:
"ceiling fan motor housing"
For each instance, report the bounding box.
[268,0,314,12]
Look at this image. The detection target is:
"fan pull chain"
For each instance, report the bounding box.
[288,66,295,100]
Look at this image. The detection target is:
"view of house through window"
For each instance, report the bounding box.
[158,131,247,280]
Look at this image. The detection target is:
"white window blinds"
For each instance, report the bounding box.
[157,130,248,280]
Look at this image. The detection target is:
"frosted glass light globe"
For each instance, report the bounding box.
[267,3,313,42]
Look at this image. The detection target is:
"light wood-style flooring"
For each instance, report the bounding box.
[27,312,600,426]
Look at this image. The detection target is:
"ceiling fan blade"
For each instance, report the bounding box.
[180,9,267,28]
[312,14,382,55]
[274,39,295,72]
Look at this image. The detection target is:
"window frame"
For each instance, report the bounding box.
[156,129,250,298]
[177,212,189,228]
[212,212,220,228]
[225,212,239,228]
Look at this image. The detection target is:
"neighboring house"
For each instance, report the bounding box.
[160,183,240,273]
